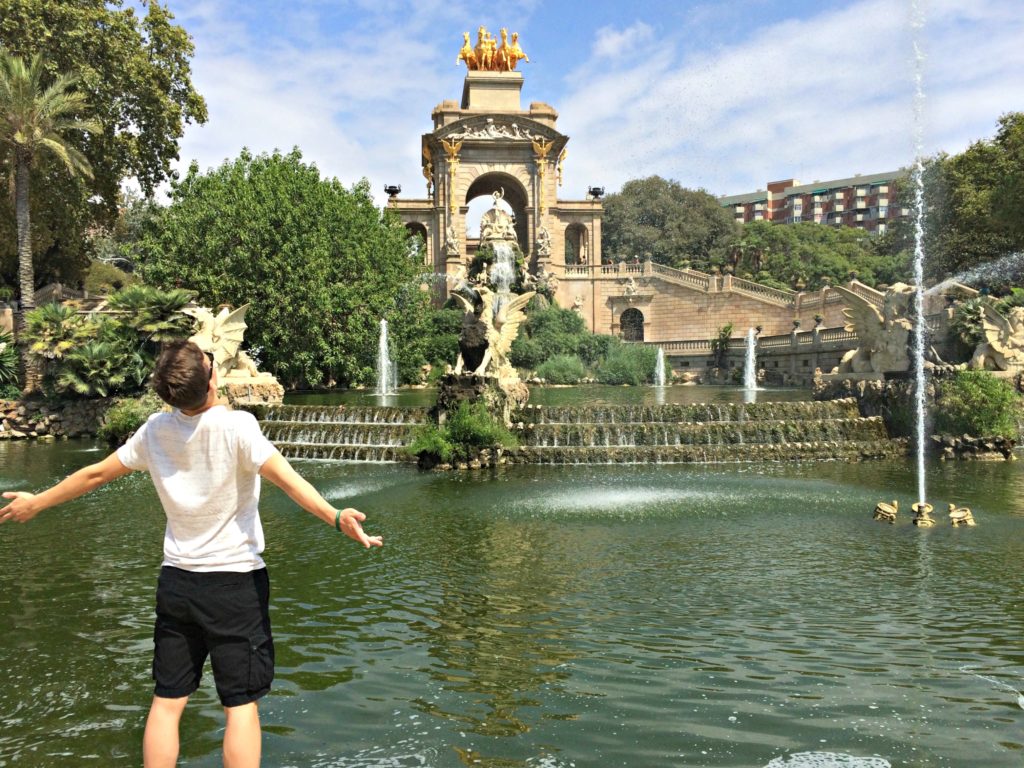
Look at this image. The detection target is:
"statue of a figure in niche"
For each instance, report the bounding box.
[479,190,517,243]
[832,283,915,373]
[971,304,1024,370]
[451,286,535,383]
[572,295,584,314]
[444,224,460,256]
[535,225,551,257]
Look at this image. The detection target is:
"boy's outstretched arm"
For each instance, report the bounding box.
[258,451,383,549]
[1,452,133,525]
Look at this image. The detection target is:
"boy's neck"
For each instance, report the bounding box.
[180,392,220,417]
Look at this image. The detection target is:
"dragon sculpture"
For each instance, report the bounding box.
[449,286,535,387]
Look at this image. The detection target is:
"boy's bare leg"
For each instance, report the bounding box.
[223,701,261,768]
[143,695,189,768]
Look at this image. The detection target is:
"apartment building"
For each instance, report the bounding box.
[719,170,909,234]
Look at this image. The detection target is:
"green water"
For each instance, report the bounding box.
[2,439,1024,767]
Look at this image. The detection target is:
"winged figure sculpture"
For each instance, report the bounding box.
[831,284,914,373]
[185,304,259,378]
[971,304,1024,371]
[449,287,535,380]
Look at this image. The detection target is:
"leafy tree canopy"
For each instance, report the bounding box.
[879,112,1024,287]
[0,0,207,289]
[138,148,433,389]
[731,221,909,291]
[601,176,738,269]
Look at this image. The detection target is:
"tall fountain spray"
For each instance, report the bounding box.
[910,2,931,522]
[654,348,667,387]
[376,318,398,396]
[490,242,516,318]
[743,328,759,391]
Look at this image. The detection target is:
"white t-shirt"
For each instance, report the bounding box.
[117,405,277,572]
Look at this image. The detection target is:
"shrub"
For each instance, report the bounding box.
[934,370,1023,438]
[0,329,16,388]
[407,424,455,463]
[536,354,586,384]
[98,392,164,446]
[84,260,139,294]
[407,401,518,464]
[446,401,518,455]
[595,343,658,385]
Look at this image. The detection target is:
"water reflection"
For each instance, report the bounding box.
[3,443,1024,766]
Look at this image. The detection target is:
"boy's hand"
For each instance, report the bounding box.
[1,492,40,524]
[335,507,383,548]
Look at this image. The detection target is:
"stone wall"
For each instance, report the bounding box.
[0,398,114,440]
[555,261,847,341]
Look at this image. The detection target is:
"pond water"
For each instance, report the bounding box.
[1,437,1023,767]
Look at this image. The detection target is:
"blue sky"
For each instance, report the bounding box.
[161,0,1024,206]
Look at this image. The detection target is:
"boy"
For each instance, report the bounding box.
[1,340,382,767]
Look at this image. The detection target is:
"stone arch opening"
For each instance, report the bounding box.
[464,172,529,249]
[620,308,645,342]
[404,223,428,265]
[564,223,589,265]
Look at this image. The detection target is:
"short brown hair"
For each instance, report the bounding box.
[151,340,210,410]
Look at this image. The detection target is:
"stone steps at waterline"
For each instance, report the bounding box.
[506,440,907,465]
[517,417,887,448]
[258,405,428,424]
[513,399,862,426]
[247,397,905,464]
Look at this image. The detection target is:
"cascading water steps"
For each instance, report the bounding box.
[248,397,907,464]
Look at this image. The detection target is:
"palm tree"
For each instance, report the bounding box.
[0,51,100,316]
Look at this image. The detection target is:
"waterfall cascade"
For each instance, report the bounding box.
[250,398,906,465]
[258,404,427,462]
[509,399,905,465]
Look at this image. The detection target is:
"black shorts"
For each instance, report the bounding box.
[153,566,274,707]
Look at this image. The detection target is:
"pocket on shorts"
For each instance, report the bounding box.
[248,631,275,693]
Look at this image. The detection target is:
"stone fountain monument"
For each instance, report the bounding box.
[437,191,535,426]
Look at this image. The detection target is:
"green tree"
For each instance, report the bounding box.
[0,51,100,318]
[602,176,738,269]
[139,148,433,389]
[879,113,1024,286]
[0,0,207,287]
[732,220,908,291]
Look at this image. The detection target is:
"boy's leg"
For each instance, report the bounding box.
[143,694,189,768]
[223,701,261,768]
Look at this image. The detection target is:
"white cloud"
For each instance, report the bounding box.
[556,0,1024,198]
[167,0,1024,208]
[592,22,655,60]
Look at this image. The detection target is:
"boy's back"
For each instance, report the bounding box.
[118,405,275,572]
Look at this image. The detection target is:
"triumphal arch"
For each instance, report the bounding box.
[389,27,602,291]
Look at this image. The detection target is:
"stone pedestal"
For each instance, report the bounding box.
[433,372,527,427]
[222,377,284,406]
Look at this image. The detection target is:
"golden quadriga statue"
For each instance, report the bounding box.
[186,304,284,405]
[457,26,529,71]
